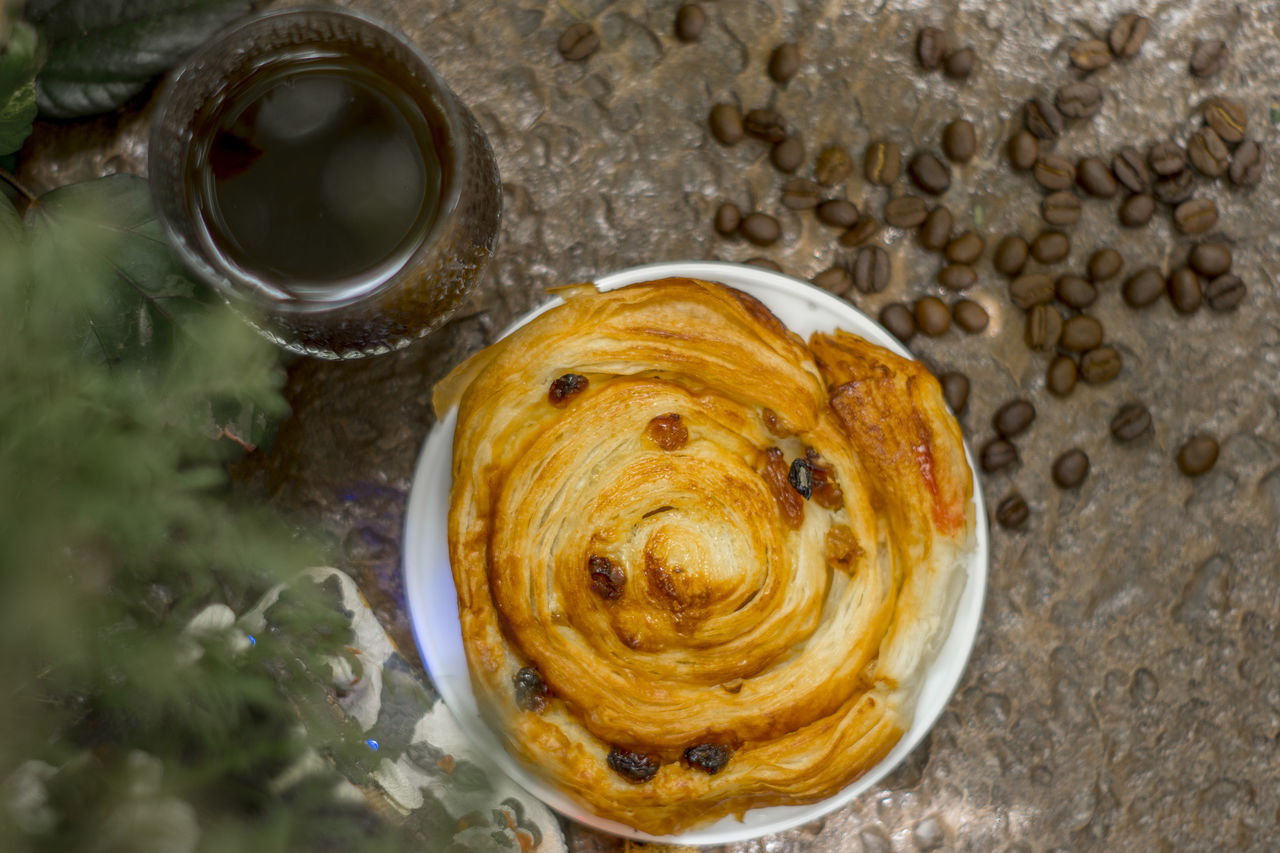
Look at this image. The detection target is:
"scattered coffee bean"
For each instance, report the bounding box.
[1060,314,1104,352]
[1024,303,1063,351]
[993,399,1036,438]
[814,145,853,186]
[1008,131,1039,170]
[938,263,978,291]
[713,202,741,236]
[1153,169,1194,205]
[1189,38,1228,78]
[1110,403,1152,442]
[952,298,989,333]
[1166,267,1202,314]
[1025,97,1064,140]
[865,140,902,184]
[994,235,1030,276]
[1030,229,1070,264]
[1077,156,1118,197]
[980,438,1019,473]
[1046,355,1078,396]
[739,212,781,246]
[1188,126,1230,178]
[1070,38,1112,71]
[781,178,823,210]
[813,265,853,295]
[558,22,600,61]
[940,371,970,413]
[1055,81,1103,119]
[744,256,781,271]
[1034,155,1076,191]
[768,42,801,83]
[909,151,952,194]
[744,108,786,143]
[816,199,859,229]
[1148,140,1186,176]
[945,231,985,265]
[1205,274,1245,311]
[1172,198,1218,235]
[1118,193,1156,227]
[1088,247,1124,282]
[1056,274,1098,309]
[879,302,916,342]
[1176,433,1219,476]
[1204,97,1247,144]
[916,26,947,70]
[770,135,805,173]
[1010,273,1055,309]
[943,46,976,80]
[674,4,706,42]
[919,206,954,251]
[839,216,880,247]
[1052,449,1090,489]
[943,119,977,163]
[1228,139,1265,186]
[1188,242,1232,277]
[1080,346,1122,383]
[914,296,951,335]
[853,245,891,293]
[884,195,929,228]
[709,104,744,145]
[1109,12,1150,58]
[995,492,1030,529]
[1042,191,1082,226]
[1122,266,1165,307]
[1112,147,1151,193]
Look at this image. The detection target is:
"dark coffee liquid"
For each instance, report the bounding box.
[190,54,443,300]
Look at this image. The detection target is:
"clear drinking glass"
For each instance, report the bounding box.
[149,6,501,358]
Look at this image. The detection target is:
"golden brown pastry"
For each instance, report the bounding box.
[439,278,975,835]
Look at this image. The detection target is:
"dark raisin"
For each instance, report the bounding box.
[788,457,813,499]
[683,744,733,775]
[548,373,588,405]
[588,555,626,600]
[513,666,550,712]
[646,413,689,450]
[607,748,660,783]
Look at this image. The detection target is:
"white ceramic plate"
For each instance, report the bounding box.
[403,261,989,846]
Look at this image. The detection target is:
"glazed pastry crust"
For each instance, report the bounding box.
[443,279,975,835]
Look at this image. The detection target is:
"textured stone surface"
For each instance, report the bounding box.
[19,0,1280,849]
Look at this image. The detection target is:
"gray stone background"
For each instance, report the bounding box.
[22,0,1280,850]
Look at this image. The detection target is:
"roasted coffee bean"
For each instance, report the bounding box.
[839,216,880,247]
[1110,403,1152,442]
[1112,147,1151,193]
[709,104,744,145]
[816,199,859,229]
[884,195,929,228]
[1010,273,1055,309]
[1205,274,1246,311]
[1070,38,1112,71]
[744,256,782,271]
[1055,81,1103,119]
[879,302,916,342]
[1229,139,1265,186]
[683,744,733,775]
[514,666,551,711]
[1030,230,1070,264]
[1204,97,1247,144]
[938,263,978,291]
[1025,97,1064,140]
[813,265,853,295]
[994,235,1030,276]
[1166,267,1203,314]
[1188,126,1230,177]
[1060,314,1104,352]
[744,108,786,143]
[768,42,801,83]
[914,296,951,335]
[1052,449,1090,489]
[1042,191,1082,226]
[943,47,976,80]
[865,140,902,184]
[1176,434,1219,476]
[1173,198,1218,235]
[1088,248,1124,282]
[1189,38,1228,78]
[919,206,954,251]
[770,135,805,172]
[781,178,823,210]
[1056,274,1098,309]
[916,26,947,70]
[1109,13,1150,58]
[674,4,706,42]
[952,298,989,333]
[945,231,985,265]
[980,438,1019,473]
[995,492,1030,529]
[588,554,627,600]
[853,245,891,293]
[1008,131,1039,171]
[993,399,1036,438]
[940,371,970,414]
[558,22,600,61]
[814,145,853,186]
[739,212,781,246]
[1148,140,1186,176]
[1034,155,1076,191]
[1188,242,1232,278]
[1153,169,1194,205]
[909,151,951,194]
[608,748,660,783]
[1123,266,1165,307]
[1047,355,1078,396]
[549,372,588,405]
[943,119,977,163]
[1024,303,1063,351]
[1077,156,1118,197]
[1080,346,1122,383]
[1118,193,1156,227]
[713,202,741,236]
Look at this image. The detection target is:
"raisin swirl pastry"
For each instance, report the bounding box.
[438,278,975,834]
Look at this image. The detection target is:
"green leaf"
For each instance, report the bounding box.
[0,20,42,154]
[0,190,23,246]
[26,0,253,118]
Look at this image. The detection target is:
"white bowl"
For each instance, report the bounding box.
[403,261,989,846]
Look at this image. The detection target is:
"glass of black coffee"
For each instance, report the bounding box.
[149,6,501,358]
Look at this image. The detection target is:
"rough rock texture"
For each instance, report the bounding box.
[19,0,1280,850]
